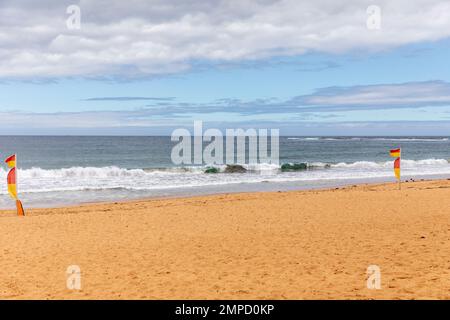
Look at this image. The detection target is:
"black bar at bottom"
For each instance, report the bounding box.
[0,300,447,318]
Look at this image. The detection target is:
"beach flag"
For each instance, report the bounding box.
[390,148,401,158]
[390,148,401,190]
[7,167,18,199]
[4,154,25,216]
[394,157,401,180]
[5,154,16,168]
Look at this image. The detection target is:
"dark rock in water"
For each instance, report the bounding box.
[204,167,219,174]
[224,164,247,173]
[281,163,308,171]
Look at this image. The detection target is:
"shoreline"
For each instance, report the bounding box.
[0,179,449,299]
[1,174,449,211]
[0,177,442,213]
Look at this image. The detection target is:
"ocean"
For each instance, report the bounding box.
[0,136,449,208]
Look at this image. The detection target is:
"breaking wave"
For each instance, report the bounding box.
[0,158,448,178]
[0,158,449,196]
[287,137,449,142]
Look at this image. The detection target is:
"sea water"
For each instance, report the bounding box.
[0,136,449,208]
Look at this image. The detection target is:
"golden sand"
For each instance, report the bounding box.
[0,179,449,299]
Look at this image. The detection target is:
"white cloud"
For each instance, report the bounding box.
[1,81,450,131]
[1,0,450,78]
[301,81,450,108]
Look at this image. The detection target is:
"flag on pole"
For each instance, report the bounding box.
[390,148,401,158]
[394,157,401,180]
[390,148,401,190]
[7,167,18,200]
[4,154,25,216]
[5,154,16,168]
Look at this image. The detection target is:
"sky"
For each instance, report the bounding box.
[1,0,450,135]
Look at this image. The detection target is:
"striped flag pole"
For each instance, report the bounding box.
[390,148,401,190]
[16,154,25,215]
[5,154,25,216]
[395,157,401,190]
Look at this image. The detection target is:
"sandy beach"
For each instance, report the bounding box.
[0,179,449,300]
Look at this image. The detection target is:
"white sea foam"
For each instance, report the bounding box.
[370,138,449,142]
[286,137,449,142]
[287,137,321,141]
[331,159,449,169]
[0,159,449,197]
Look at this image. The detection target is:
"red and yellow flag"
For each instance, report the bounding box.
[390,148,401,182]
[5,154,16,168]
[393,157,401,180]
[7,167,18,200]
[4,154,25,216]
[390,148,401,158]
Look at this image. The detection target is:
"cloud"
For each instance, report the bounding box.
[1,81,450,132]
[137,81,450,115]
[83,96,175,101]
[292,80,450,111]
[0,115,449,136]
[1,0,450,79]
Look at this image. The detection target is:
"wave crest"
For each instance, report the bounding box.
[0,159,448,178]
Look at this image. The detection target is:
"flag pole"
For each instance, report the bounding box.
[15,154,25,216]
[390,148,401,191]
[398,148,401,191]
[16,154,18,194]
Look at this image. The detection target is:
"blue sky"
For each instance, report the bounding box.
[1,0,450,135]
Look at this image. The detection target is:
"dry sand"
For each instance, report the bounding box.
[0,179,449,299]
